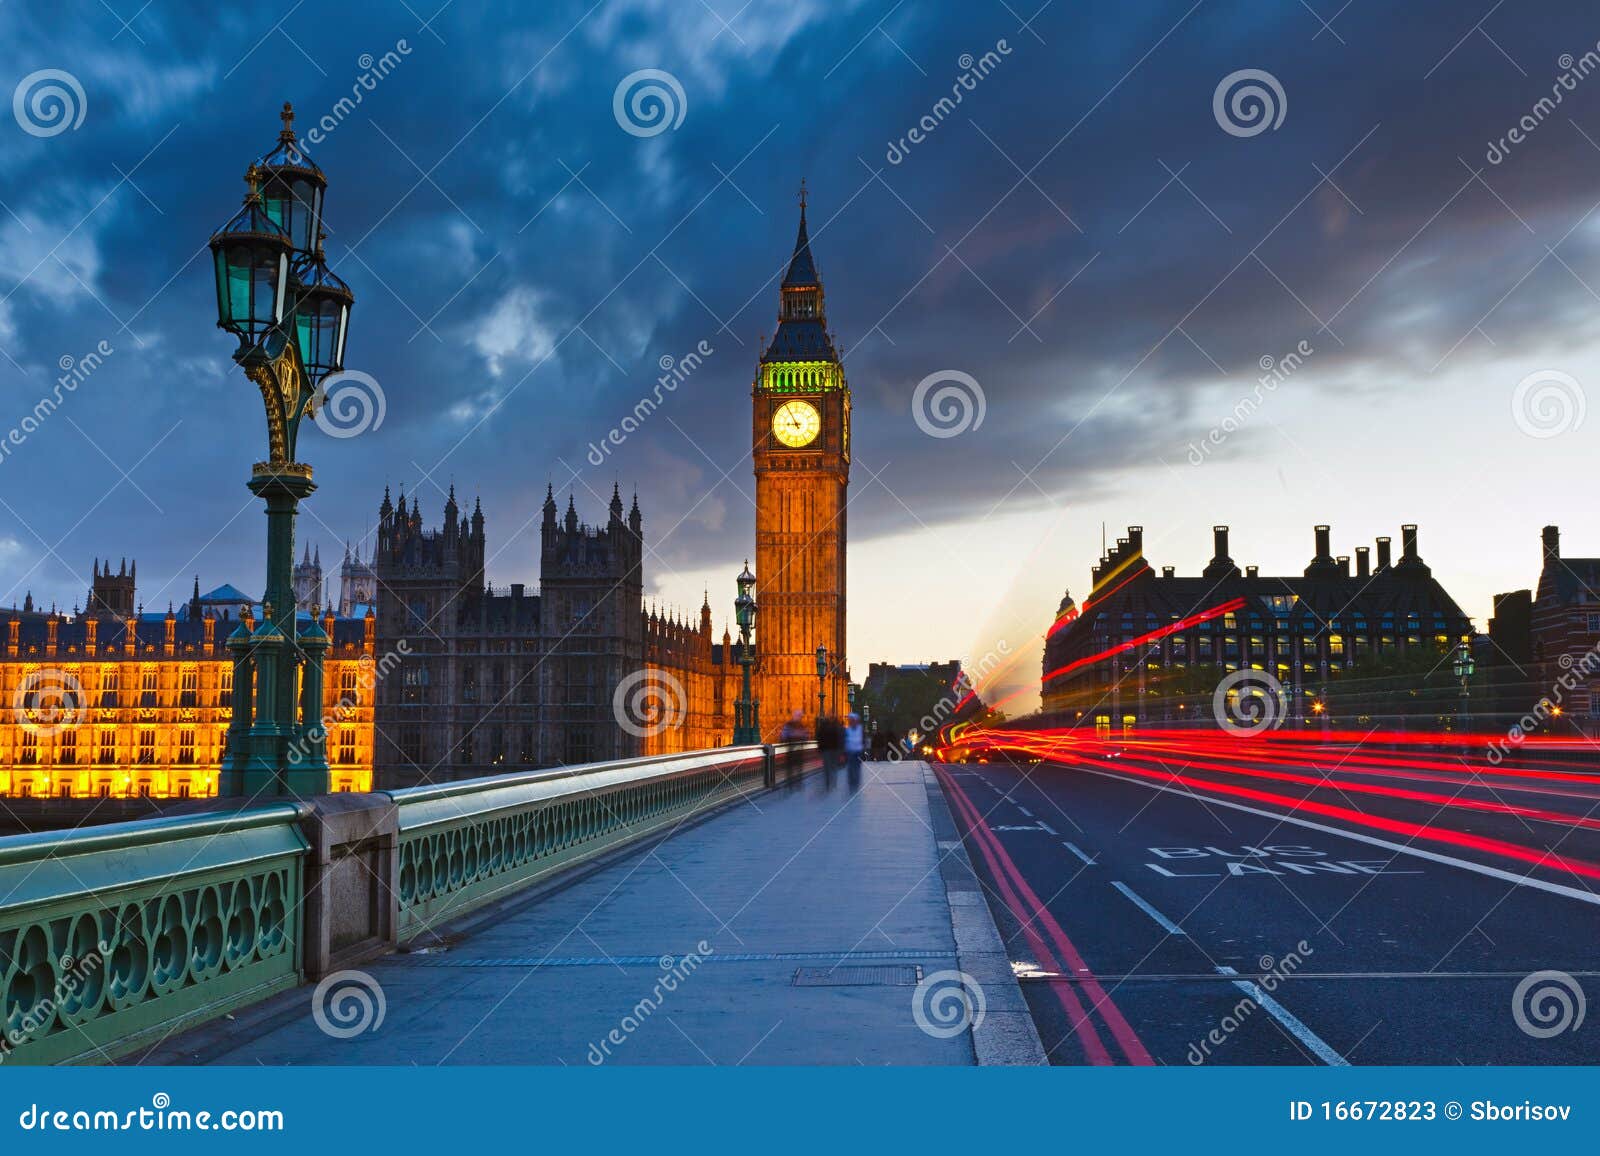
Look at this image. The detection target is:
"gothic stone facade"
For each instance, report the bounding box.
[372,485,740,788]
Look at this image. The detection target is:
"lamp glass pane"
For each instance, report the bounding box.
[334,304,349,367]
[213,249,230,323]
[252,262,275,330]
[225,247,253,329]
[274,253,289,322]
[294,310,314,371]
[289,179,315,251]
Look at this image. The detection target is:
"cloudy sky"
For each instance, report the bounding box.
[3,0,1600,709]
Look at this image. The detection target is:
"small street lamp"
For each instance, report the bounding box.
[1452,641,1475,729]
[208,103,355,798]
[734,562,759,744]
[815,643,827,723]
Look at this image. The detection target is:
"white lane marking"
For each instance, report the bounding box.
[1063,842,1098,866]
[1037,820,1059,835]
[1017,805,1033,817]
[1216,964,1349,1067]
[1111,880,1188,936]
[1079,766,1600,909]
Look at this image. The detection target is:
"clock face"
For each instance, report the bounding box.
[771,399,821,447]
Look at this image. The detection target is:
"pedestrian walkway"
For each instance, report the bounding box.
[155,761,1039,1065]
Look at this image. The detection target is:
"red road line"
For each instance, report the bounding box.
[937,765,1153,1065]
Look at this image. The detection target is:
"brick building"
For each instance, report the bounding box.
[1041,523,1476,729]
[1530,525,1600,729]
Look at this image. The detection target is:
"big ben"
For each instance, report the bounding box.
[753,186,850,733]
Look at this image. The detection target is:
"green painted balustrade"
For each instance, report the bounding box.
[386,745,779,941]
[0,806,307,1065]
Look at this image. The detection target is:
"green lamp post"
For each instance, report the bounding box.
[734,562,759,744]
[1452,641,1475,729]
[209,103,354,798]
[815,643,827,724]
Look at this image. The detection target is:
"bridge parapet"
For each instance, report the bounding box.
[386,745,773,942]
[0,743,811,1064]
[0,805,306,1065]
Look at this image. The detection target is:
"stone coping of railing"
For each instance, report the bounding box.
[381,745,772,833]
[0,803,308,914]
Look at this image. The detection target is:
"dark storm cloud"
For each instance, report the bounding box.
[2,0,1599,608]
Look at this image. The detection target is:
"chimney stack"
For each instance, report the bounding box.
[1355,546,1370,578]
[1401,524,1420,562]
[1376,537,1392,571]
[1246,565,1259,578]
[1161,566,1175,578]
[1337,555,1350,577]
[1127,526,1144,553]
[1203,525,1240,580]
[1543,525,1561,562]
[1304,524,1340,577]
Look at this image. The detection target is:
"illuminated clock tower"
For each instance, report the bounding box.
[753,185,850,733]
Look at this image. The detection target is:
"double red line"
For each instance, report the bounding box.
[936,765,1152,1065]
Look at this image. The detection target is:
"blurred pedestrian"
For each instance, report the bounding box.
[816,714,842,785]
[780,709,808,785]
[843,712,865,789]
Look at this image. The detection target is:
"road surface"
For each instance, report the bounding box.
[936,742,1600,1065]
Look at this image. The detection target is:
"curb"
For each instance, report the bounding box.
[920,762,1049,1066]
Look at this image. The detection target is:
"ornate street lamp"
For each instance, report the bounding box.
[1452,641,1475,729]
[258,103,326,253]
[734,562,759,744]
[815,643,827,724]
[291,240,352,384]
[208,103,355,799]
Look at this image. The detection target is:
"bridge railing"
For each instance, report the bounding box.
[0,742,817,1064]
[388,745,773,942]
[0,805,307,1066]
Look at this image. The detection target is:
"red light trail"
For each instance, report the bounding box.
[938,724,1600,884]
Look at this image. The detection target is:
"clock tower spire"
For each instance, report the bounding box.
[752,185,851,734]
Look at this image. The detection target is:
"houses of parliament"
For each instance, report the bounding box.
[0,195,853,797]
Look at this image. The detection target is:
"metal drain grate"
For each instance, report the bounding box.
[792,964,923,987]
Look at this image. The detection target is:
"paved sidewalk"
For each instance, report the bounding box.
[160,761,1031,1065]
